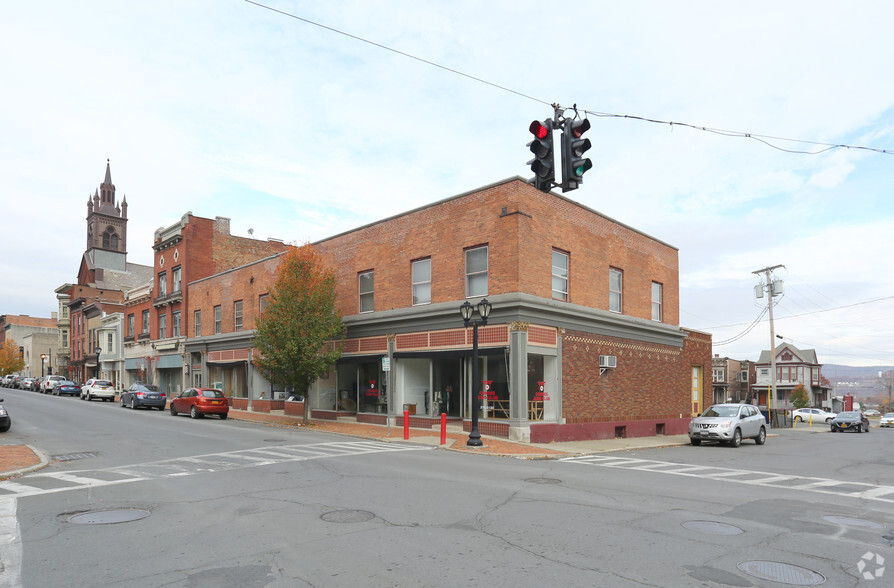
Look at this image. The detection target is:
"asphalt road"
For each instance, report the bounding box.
[2,386,893,587]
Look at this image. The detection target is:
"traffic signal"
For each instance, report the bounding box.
[561,118,592,192]
[527,119,554,192]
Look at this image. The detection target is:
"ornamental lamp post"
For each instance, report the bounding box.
[460,298,491,447]
[95,346,102,379]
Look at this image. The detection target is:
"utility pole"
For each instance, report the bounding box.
[753,264,785,426]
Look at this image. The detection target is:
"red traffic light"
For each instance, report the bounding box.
[570,118,591,138]
[529,120,550,140]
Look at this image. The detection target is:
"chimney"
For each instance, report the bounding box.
[214,216,231,235]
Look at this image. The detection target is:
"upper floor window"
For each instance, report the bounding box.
[214,305,222,335]
[158,311,167,339]
[259,294,270,315]
[412,258,431,305]
[127,314,135,337]
[107,333,114,353]
[651,281,663,322]
[712,369,724,382]
[62,330,68,348]
[552,249,569,301]
[359,271,374,313]
[465,245,488,298]
[194,310,202,337]
[234,300,243,331]
[609,268,623,313]
[158,271,167,297]
[172,266,182,293]
[142,310,150,334]
[172,310,181,337]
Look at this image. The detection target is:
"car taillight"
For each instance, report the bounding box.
[136,392,145,397]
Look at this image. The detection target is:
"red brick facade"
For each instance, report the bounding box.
[183,179,711,442]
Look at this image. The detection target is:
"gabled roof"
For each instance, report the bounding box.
[757,343,819,365]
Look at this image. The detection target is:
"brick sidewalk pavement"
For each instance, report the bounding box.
[0,445,45,480]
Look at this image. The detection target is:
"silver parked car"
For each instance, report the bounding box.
[689,403,767,447]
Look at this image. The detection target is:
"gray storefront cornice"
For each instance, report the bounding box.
[185,330,256,353]
[343,293,687,347]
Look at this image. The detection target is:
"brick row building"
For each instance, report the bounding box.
[186,178,712,442]
[40,164,711,442]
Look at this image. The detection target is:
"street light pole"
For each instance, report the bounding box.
[460,299,491,447]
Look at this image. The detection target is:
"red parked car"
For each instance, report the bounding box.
[169,388,229,419]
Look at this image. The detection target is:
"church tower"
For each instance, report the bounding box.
[85,159,128,271]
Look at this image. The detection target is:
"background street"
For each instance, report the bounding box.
[2,388,893,587]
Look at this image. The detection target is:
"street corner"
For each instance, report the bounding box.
[0,445,49,480]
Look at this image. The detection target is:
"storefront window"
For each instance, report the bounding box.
[432,358,462,417]
[335,360,382,413]
[527,355,545,421]
[475,353,509,420]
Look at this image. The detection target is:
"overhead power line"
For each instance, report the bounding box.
[245,0,894,157]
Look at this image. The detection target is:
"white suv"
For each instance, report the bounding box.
[81,379,116,402]
[41,375,65,394]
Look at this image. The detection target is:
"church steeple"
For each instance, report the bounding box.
[85,159,128,271]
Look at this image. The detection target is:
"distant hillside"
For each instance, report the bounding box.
[823,364,894,382]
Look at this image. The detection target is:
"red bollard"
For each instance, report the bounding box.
[403,409,409,440]
[440,412,447,445]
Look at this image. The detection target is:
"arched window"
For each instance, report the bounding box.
[103,227,119,250]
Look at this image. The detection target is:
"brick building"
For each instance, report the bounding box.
[711,356,752,404]
[187,178,712,442]
[122,213,290,396]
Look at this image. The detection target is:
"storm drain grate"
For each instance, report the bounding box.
[54,452,98,462]
[737,561,825,585]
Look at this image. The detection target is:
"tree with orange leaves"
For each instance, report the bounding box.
[0,338,25,376]
[253,244,344,422]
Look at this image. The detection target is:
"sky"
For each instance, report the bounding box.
[2,1,893,368]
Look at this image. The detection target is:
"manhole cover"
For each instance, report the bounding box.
[320,510,375,523]
[68,509,151,525]
[525,478,562,485]
[822,515,884,530]
[682,520,744,535]
[737,561,825,585]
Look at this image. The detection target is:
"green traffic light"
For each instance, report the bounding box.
[575,159,593,176]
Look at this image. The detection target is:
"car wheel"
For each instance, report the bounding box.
[690,438,701,446]
[0,422,9,432]
[220,413,228,420]
[85,393,91,402]
[190,406,201,419]
[729,429,742,448]
[794,416,803,423]
[825,418,833,423]
[755,427,766,445]
[170,404,178,416]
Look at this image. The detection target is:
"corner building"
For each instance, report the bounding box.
[192,178,711,442]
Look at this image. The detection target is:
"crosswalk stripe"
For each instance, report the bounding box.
[559,455,894,503]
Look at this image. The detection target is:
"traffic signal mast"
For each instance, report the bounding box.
[526,106,592,193]
[560,118,592,193]
[527,119,555,192]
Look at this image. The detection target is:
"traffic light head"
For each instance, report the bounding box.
[561,118,592,192]
[527,119,554,192]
